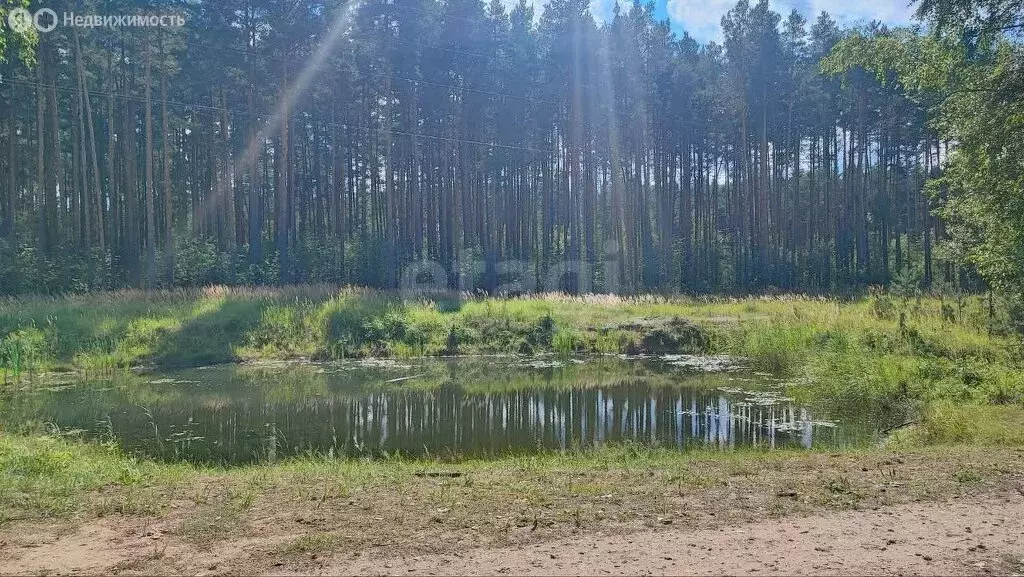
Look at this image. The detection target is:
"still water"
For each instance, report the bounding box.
[1,357,889,465]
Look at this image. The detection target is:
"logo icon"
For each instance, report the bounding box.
[34,8,58,33]
[7,7,33,33]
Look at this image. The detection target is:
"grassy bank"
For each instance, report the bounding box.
[1,287,1022,407]
[0,287,717,371]
[2,430,1023,549]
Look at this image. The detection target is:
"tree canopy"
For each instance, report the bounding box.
[0,0,1010,301]
[825,0,1024,322]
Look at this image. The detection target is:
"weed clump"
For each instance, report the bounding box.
[635,318,710,355]
[0,326,46,379]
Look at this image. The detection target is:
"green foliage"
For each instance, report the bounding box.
[870,292,897,320]
[172,237,237,287]
[908,401,1024,446]
[824,7,1024,331]
[0,434,189,523]
[890,266,924,299]
[735,322,817,375]
[636,319,711,356]
[535,313,556,341]
[552,328,584,354]
[0,0,38,66]
[0,325,45,376]
[0,239,111,295]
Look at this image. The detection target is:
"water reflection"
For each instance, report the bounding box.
[1,358,864,465]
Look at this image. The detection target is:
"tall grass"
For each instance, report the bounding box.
[0,287,723,370]
[892,401,1024,446]
[0,326,47,380]
[0,287,1020,412]
[0,434,194,523]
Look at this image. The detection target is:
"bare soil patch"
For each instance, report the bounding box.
[338,493,1024,576]
[1,447,1022,575]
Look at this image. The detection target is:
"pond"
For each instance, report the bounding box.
[0,356,893,465]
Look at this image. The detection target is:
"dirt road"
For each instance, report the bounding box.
[3,492,1021,576]
[336,494,1023,576]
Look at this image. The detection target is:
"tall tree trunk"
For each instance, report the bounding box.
[220,88,235,253]
[47,51,62,251]
[247,37,261,271]
[75,27,104,252]
[107,42,118,256]
[145,50,157,289]
[36,62,47,254]
[3,117,15,240]
[276,61,291,284]
[162,63,173,287]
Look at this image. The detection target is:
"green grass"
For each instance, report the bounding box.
[275,532,344,555]
[0,434,194,524]
[176,506,244,544]
[3,419,1024,530]
[0,287,1017,368]
[2,287,1022,417]
[892,401,1024,446]
[0,287,725,371]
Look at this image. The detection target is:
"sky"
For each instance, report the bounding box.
[584,0,918,42]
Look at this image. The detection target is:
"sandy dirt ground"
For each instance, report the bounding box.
[337,494,1023,576]
[2,491,1021,576]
